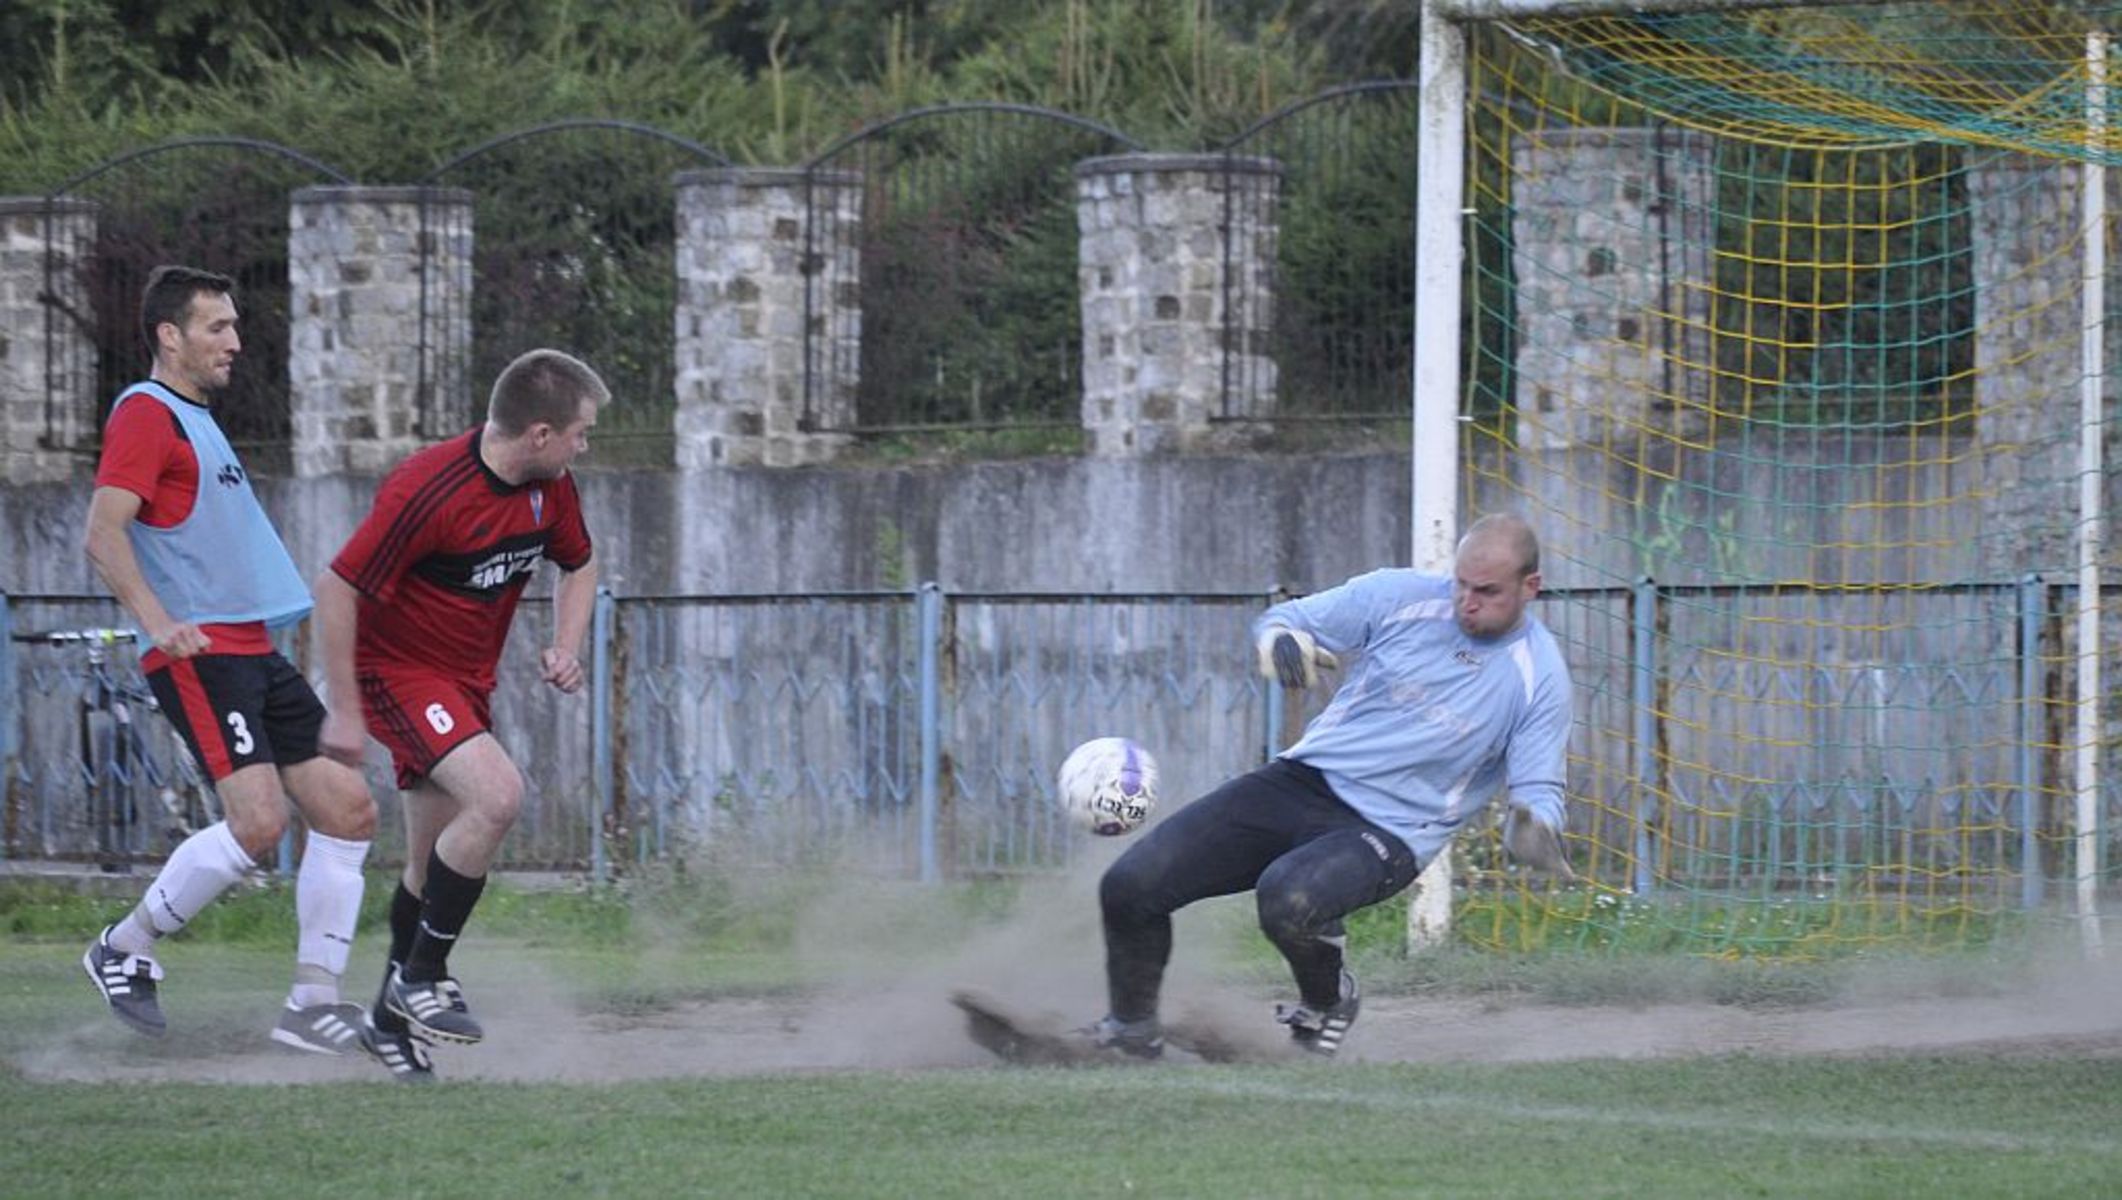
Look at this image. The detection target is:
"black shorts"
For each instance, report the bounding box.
[146,651,324,782]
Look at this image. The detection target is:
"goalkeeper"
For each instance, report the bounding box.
[1083,512,1574,1060]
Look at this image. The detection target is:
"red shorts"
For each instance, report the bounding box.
[358,668,492,790]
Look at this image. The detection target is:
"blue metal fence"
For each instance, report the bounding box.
[4,583,2115,898]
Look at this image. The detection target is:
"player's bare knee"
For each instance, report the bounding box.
[473,771,524,832]
[225,804,289,861]
[314,787,378,841]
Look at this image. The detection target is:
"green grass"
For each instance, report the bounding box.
[1,1052,2114,1198]
[5,875,2118,1198]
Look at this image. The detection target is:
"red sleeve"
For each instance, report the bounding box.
[94,393,183,502]
[330,465,436,604]
[546,472,593,571]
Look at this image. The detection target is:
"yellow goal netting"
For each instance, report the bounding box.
[1449,1,2119,955]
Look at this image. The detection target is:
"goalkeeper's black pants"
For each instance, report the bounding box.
[1099,757,1420,1022]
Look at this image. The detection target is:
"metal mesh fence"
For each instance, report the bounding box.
[9,583,2106,907]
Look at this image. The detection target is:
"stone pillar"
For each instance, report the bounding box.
[1966,153,2093,575]
[673,168,860,469]
[288,186,473,478]
[1075,154,1280,457]
[1504,128,1718,584]
[1510,128,1717,453]
[0,198,98,482]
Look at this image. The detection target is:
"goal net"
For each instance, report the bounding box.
[1442,0,2118,955]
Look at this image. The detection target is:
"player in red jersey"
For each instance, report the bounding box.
[314,348,603,1080]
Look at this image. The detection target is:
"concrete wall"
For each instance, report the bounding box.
[0,453,1414,601]
[0,435,2066,605]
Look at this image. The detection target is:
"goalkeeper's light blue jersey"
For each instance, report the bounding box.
[1256,568,1572,866]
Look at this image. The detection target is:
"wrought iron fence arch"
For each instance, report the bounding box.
[417,118,732,463]
[38,138,355,468]
[799,103,1144,434]
[1212,80,1422,424]
[419,118,730,183]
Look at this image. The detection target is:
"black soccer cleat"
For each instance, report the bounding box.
[1074,1014,1165,1062]
[359,1015,436,1084]
[1276,968,1360,1057]
[384,966,485,1045]
[269,1000,366,1055]
[82,926,167,1037]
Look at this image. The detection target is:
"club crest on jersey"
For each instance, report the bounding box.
[530,487,544,525]
[1453,649,1484,668]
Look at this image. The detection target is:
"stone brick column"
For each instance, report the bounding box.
[673,168,860,469]
[1966,153,2102,575]
[288,186,473,477]
[0,198,98,482]
[1504,128,1718,584]
[1075,154,1280,457]
[1510,128,1717,453]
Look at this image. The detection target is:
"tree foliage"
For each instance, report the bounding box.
[0,0,1387,190]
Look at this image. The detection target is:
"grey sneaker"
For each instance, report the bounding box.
[82,926,166,1037]
[1276,968,1360,1057]
[269,1000,366,1055]
[359,1015,436,1084]
[1074,1014,1165,1061]
[384,966,484,1045]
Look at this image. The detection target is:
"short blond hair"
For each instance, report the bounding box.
[487,349,609,435]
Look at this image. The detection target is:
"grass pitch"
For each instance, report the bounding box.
[2,874,2117,1198]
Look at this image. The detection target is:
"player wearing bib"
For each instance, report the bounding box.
[79,266,375,1055]
[316,348,602,1081]
[1083,514,1576,1060]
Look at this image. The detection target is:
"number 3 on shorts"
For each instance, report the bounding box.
[226,711,254,755]
[425,702,456,735]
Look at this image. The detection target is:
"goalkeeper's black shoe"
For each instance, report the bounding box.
[1276,968,1360,1057]
[359,1014,436,1084]
[1074,1014,1165,1061]
[83,926,167,1038]
[383,966,485,1045]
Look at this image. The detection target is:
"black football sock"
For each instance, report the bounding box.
[401,850,486,985]
[373,881,423,1032]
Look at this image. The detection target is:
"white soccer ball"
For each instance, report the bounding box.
[1056,736,1159,836]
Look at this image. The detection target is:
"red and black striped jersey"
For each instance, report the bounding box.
[330,428,592,689]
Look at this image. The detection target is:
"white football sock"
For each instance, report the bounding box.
[109,821,255,955]
[291,830,371,1005]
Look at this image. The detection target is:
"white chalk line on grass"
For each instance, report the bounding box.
[1018,1071,2122,1158]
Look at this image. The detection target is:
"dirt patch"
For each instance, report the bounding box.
[19,970,2122,1086]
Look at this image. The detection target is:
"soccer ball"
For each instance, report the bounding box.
[1056,737,1159,836]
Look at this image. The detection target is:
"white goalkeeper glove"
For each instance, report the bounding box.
[1503,807,1576,881]
[1256,626,1338,689]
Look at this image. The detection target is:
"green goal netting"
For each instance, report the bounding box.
[1448,1,2119,956]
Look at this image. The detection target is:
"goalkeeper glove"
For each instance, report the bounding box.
[1256,627,1338,689]
[1503,808,1576,881]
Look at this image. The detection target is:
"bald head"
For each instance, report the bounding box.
[1458,512,1540,577]
[1451,513,1542,638]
